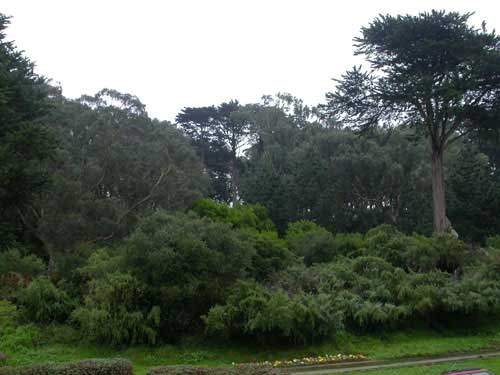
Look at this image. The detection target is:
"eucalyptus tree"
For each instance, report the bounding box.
[36,89,208,257]
[322,11,500,234]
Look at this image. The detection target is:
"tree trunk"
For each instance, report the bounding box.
[230,154,239,206]
[431,147,449,234]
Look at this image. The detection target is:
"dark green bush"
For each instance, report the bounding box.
[288,230,337,266]
[0,358,132,375]
[330,233,366,257]
[0,249,45,278]
[487,235,500,249]
[72,273,160,346]
[146,364,281,375]
[123,211,255,340]
[18,277,74,324]
[204,280,341,343]
[242,230,295,280]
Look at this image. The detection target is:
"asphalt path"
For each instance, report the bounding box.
[286,351,500,374]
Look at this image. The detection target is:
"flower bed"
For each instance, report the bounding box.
[246,353,367,368]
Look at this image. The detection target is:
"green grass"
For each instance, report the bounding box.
[346,356,500,375]
[1,322,500,375]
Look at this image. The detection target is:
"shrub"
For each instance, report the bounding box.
[193,199,275,232]
[429,234,466,273]
[363,225,406,266]
[242,230,295,280]
[72,273,160,346]
[487,235,500,249]
[0,300,19,329]
[330,233,366,257]
[204,281,341,343]
[284,220,325,242]
[0,358,133,375]
[123,211,255,339]
[0,324,40,353]
[146,364,281,375]
[0,249,45,278]
[18,277,74,323]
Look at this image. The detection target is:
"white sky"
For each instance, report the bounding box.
[2,0,500,122]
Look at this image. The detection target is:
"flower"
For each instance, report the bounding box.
[236,353,367,368]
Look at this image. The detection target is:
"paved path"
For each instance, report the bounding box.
[287,351,500,375]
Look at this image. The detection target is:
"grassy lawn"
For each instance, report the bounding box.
[1,322,500,375]
[347,356,500,375]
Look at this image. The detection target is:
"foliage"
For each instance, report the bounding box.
[241,230,295,281]
[487,235,500,249]
[193,199,275,232]
[0,359,133,375]
[321,10,500,233]
[35,89,208,255]
[0,300,19,329]
[0,249,45,279]
[0,14,55,248]
[17,277,74,324]
[447,147,500,242]
[122,211,255,340]
[243,125,434,235]
[0,324,40,354]
[203,281,342,343]
[72,273,160,346]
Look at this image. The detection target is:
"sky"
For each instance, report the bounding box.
[2,0,500,122]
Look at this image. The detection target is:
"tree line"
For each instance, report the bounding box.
[1,9,500,350]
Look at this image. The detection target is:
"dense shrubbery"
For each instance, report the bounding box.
[203,216,500,338]
[0,359,133,375]
[1,200,499,348]
[204,280,342,343]
[72,273,161,346]
[17,277,74,324]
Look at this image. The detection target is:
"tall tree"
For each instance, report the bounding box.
[177,101,250,204]
[322,11,500,234]
[0,14,55,248]
[216,100,251,204]
[35,89,208,257]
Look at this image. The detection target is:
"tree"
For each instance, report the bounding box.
[35,89,208,258]
[177,101,250,204]
[0,14,55,248]
[322,11,500,234]
[216,100,251,204]
[176,106,232,202]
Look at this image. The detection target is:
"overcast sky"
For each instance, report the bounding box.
[3,0,500,121]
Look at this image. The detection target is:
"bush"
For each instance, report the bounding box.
[0,250,45,299]
[193,199,275,232]
[487,235,500,249]
[0,324,40,354]
[242,230,295,280]
[123,211,255,339]
[330,233,366,257]
[146,364,281,375]
[429,234,466,273]
[284,220,325,242]
[204,281,341,343]
[0,358,133,375]
[0,300,19,329]
[72,273,160,346]
[18,277,74,324]
[0,249,45,278]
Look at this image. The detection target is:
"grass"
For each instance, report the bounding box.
[346,356,500,375]
[1,322,500,375]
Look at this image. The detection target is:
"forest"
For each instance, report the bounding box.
[1,9,500,375]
